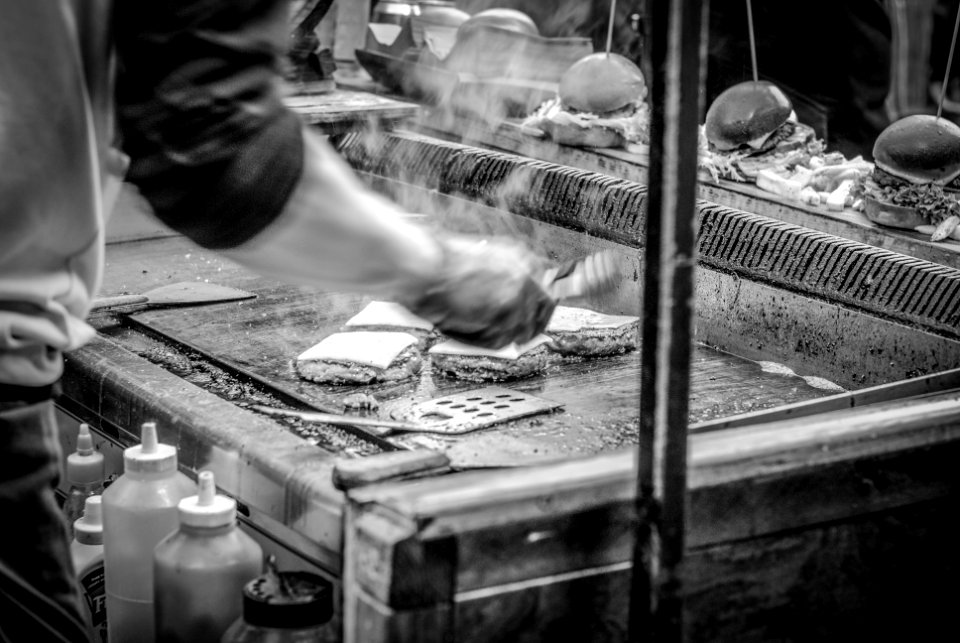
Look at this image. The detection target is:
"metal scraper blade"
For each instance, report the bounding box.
[90,282,256,314]
[544,250,621,301]
[392,387,563,435]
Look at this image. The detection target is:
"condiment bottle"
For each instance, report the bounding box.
[154,470,263,643]
[63,423,105,539]
[71,495,107,643]
[220,556,334,642]
[101,421,196,643]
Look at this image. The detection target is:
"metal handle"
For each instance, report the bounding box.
[251,405,424,436]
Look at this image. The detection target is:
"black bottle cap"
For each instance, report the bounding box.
[242,569,334,629]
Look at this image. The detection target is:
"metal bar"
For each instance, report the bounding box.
[691,366,960,434]
[251,405,424,435]
[630,0,708,640]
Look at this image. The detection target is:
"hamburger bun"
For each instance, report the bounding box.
[558,53,646,114]
[861,195,928,230]
[456,8,539,38]
[415,6,470,28]
[705,80,793,151]
[539,118,625,148]
[872,114,960,185]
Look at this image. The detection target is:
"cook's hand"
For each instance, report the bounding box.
[405,236,556,349]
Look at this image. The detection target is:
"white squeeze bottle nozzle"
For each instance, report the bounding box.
[140,420,160,456]
[182,470,236,527]
[71,495,107,641]
[154,470,263,643]
[72,423,101,463]
[64,423,105,537]
[74,495,104,546]
[102,421,196,643]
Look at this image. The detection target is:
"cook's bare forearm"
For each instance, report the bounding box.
[113,0,443,299]
[223,130,444,299]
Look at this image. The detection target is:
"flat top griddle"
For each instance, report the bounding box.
[98,237,843,467]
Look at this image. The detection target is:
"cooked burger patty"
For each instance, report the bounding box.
[547,324,638,357]
[853,167,960,225]
[429,337,552,382]
[545,306,639,357]
[296,331,422,385]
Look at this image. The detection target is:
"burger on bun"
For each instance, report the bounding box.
[852,114,960,240]
[456,8,539,38]
[698,80,822,182]
[523,52,650,148]
[442,8,550,79]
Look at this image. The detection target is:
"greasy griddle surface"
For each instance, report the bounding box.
[124,282,841,467]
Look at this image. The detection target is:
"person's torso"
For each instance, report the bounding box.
[0,0,115,385]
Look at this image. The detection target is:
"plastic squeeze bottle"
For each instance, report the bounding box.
[101,421,196,643]
[71,495,108,643]
[154,470,263,643]
[220,556,335,643]
[63,423,105,539]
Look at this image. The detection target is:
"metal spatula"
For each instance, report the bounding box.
[251,405,424,437]
[253,388,562,438]
[90,282,256,314]
[543,250,621,301]
[391,387,563,435]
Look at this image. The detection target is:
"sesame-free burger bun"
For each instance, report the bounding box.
[456,8,539,38]
[540,119,625,148]
[861,195,928,229]
[559,53,646,114]
[872,114,960,185]
[416,6,471,28]
[705,80,792,151]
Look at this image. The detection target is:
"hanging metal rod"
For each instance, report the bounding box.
[630,0,709,640]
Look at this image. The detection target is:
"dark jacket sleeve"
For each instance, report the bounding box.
[113,0,304,249]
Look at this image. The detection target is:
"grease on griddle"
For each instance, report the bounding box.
[129,340,382,457]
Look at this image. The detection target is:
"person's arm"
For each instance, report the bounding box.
[221,129,445,300]
[113,0,553,347]
[223,131,555,346]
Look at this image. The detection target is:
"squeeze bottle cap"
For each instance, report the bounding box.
[123,422,178,473]
[66,424,105,485]
[240,556,333,629]
[178,471,236,528]
[74,495,104,546]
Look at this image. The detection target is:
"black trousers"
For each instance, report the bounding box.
[0,390,92,643]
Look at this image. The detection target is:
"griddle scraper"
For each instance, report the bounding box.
[90,282,256,314]
[543,250,621,300]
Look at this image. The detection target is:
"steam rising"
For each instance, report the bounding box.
[336,2,642,312]
[352,115,530,242]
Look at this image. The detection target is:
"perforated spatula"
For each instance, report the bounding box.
[252,388,563,438]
